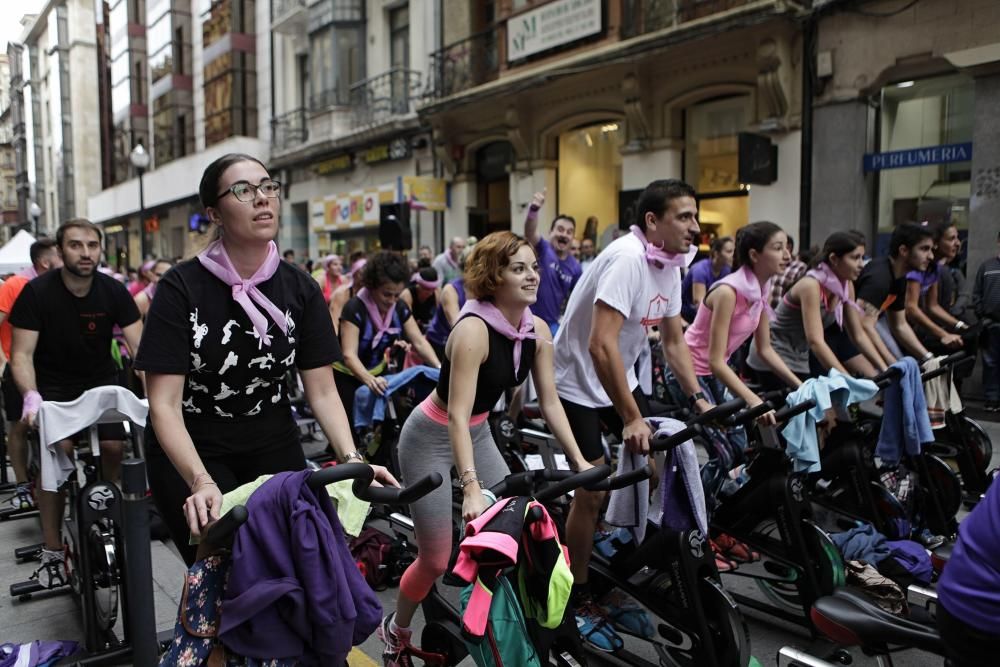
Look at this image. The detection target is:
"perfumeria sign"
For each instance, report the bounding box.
[863,142,973,172]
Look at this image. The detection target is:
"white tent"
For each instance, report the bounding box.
[0,230,37,275]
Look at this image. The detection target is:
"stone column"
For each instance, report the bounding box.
[967,73,1000,290]
[509,163,557,236]
[444,174,476,246]
[620,141,684,191]
[810,101,875,244]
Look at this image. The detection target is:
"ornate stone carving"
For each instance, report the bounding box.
[757,37,789,123]
[505,107,530,161]
[622,72,651,148]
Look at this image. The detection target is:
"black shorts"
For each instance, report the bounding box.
[38,379,128,441]
[560,387,651,463]
[2,365,22,423]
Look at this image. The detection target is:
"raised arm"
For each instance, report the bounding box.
[523,190,545,248]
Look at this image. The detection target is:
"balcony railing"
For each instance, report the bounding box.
[271,0,307,34]
[427,28,500,99]
[310,87,351,112]
[621,0,761,39]
[348,68,422,128]
[271,107,308,152]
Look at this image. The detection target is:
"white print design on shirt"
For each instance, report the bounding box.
[214,406,233,418]
[188,379,209,393]
[190,309,208,349]
[182,396,202,414]
[221,320,239,345]
[246,378,271,395]
[244,400,263,417]
[281,349,296,367]
[245,327,264,350]
[219,351,238,375]
[284,310,296,334]
[249,353,275,370]
[191,353,207,373]
[641,293,672,326]
[214,383,237,401]
[271,387,282,404]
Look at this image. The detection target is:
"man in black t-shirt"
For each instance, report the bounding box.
[855,222,935,364]
[9,219,143,587]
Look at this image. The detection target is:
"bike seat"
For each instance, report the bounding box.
[522,401,543,421]
[811,588,944,654]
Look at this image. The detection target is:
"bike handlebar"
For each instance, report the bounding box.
[307,463,375,490]
[773,398,817,423]
[730,390,786,426]
[691,397,748,425]
[534,465,613,503]
[203,505,249,547]
[353,472,444,504]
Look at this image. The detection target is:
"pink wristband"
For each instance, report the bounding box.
[22,390,42,420]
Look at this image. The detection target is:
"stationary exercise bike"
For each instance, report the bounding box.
[584,397,761,667]
[9,386,159,665]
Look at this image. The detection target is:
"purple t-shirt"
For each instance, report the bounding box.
[905,263,940,296]
[937,471,1000,634]
[532,237,582,326]
[681,258,731,321]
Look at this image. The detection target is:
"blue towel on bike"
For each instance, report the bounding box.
[831,523,891,564]
[782,369,879,473]
[876,357,933,466]
[352,365,440,428]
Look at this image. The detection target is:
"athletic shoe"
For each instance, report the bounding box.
[377,613,414,667]
[714,532,760,563]
[601,590,655,639]
[575,599,624,652]
[5,483,35,511]
[30,549,67,589]
[914,528,946,551]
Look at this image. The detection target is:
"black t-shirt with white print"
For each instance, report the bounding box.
[134,259,341,457]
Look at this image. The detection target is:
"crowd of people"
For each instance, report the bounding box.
[1,152,998,666]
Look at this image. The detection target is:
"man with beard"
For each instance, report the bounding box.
[9,219,143,588]
[524,190,582,334]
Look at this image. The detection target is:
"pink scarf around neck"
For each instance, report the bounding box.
[459,299,537,374]
[356,288,400,349]
[806,262,864,328]
[629,225,697,270]
[718,265,776,323]
[19,265,38,279]
[197,239,287,346]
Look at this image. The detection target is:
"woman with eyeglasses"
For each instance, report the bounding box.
[134,153,397,565]
[133,258,174,318]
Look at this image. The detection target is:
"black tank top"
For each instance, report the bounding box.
[407,284,437,330]
[436,313,536,414]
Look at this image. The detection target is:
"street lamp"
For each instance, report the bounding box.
[28,202,41,237]
[130,143,151,262]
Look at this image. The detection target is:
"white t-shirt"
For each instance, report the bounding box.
[553,232,684,407]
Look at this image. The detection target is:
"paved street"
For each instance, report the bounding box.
[1,411,997,666]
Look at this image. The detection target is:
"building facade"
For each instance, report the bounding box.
[87,0,272,268]
[268,0,444,261]
[0,54,17,237]
[811,0,1000,281]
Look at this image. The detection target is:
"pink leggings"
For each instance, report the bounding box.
[397,403,508,602]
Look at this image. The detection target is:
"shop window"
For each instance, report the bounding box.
[684,95,752,249]
[557,122,623,246]
[876,74,973,233]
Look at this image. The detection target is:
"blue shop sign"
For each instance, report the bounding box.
[863,142,972,172]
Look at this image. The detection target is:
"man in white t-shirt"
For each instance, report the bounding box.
[553,179,712,650]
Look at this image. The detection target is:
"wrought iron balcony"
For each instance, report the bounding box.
[271,0,307,35]
[621,0,761,39]
[427,27,500,99]
[310,87,351,112]
[348,68,422,128]
[271,108,308,152]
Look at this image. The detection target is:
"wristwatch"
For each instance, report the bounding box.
[687,391,707,408]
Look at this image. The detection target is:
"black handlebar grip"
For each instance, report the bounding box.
[307,463,375,490]
[593,464,654,491]
[692,397,747,425]
[650,425,699,452]
[731,400,778,426]
[774,399,817,423]
[534,464,612,503]
[203,505,249,546]
[353,472,444,504]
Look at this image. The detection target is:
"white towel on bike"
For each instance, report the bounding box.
[606,445,650,542]
[37,386,148,492]
[647,417,707,537]
[922,356,963,429]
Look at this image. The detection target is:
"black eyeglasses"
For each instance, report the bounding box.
[217,180,282,203]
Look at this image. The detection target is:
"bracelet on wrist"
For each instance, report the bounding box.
[459,467,477,480]
[341,451,365,464]
[459,477,481,490]
[922,351,934,362]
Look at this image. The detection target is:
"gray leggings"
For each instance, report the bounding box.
[397,407,510,601]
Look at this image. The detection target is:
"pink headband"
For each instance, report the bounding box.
[323,254,341,268]
[412,273,441,290]
[349,258,367,275]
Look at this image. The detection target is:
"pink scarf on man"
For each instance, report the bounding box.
[717,264,776,323]
[356,288,400,349]
[197,240,287,346]
[806,262,864,328]
[630,225,697,270]
[459,299,537,374]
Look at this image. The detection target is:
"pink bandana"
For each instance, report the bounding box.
[19,265,38,279]
[717,265,776,323]
[356,288,400,348]
[459,299,537,374]
[197,240,287,346]
[143,281,157,301]
[806,262,864,328]
[412,273,441,290]
[629,226,697,270]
